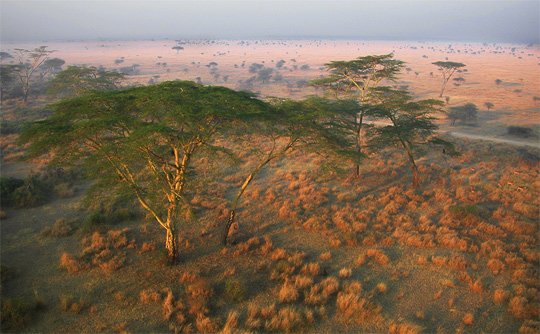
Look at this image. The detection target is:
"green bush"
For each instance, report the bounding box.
[224,278,246,302]
[11,175,50,208]
[449,204,480,217]
[0,177,24,206]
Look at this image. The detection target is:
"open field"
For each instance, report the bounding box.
[1,39,539,333]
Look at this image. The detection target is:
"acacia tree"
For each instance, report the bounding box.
[221,97,361,244]
[432,61,466,97]
[364,87,455,187]
[38,57,66,80]
[47,65,125,97]
[484,101,494,111]
[310,54,404,177]
[13,46,54,102]
[21,80,269,263]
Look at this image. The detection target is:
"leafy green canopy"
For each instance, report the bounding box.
[310,54,404,100]
[21,80,271,206]
[47,65,125,97]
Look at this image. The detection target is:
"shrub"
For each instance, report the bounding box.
[0,299,32,331]
[11,175,50,208]
[278,280,299,303]
[507,126,534,138]
[41,219,74,238]
[0,177,24,206]
[224,278,245,302]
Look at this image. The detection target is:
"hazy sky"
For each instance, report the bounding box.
[1,0,538,43]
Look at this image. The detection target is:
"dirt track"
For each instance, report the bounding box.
[447,131,540,149]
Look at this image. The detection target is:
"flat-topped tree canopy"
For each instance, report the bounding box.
[311,54,405,100]
[432,61,466,69]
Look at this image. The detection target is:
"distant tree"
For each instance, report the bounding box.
[275,59,286,68]
[21,81,271,263]
[47,66,125,97]
[249,63,264,73]
[13,46,54,102]
[257,68,273,83]
[310,54,404,177]
[448,103,478,125]
[172,46,184,54]
[484,102,494,110]
[432,61,466,97]
[40,58,65,75]
[495,79,503,85]
[0,52,13,61]
[300,64,310,71]
[533,96,540,106]
[365,87,454,187]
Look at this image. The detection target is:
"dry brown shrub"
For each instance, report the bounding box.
[431,256,447,267]
[278,280,299,303]
[463,312,474,325]
[469,278,483,294]
[487,258,505,275]
[220,311,239,334]
[448,255,467,271]
[300,262,320,276]
[180,272,198,284]
[388,321,423,334]
[265,306,303,333]
[293,275,313,289]
[187,279,213,316]
[162,289,175,321]
[319,252,332,261]
[366,249,390,266]
[519,320,540,334]
[493,289,509,304]
[246,303,262,330]
[195,314,218,334]
[139,289,161,304]
[338,268,352,278]
[329,238,342,248]
[376,282,388,294]
[98,254,125,273]
[417,256,428,265]
[42,219,73,238]
[356,254,367,266]
[59,252,85,274]
[335,292,382,325]
[271,248,287,261]
[139,242,155,254]
[508,296,536,320]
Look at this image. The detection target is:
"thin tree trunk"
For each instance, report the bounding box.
[165,224,178,263]
[404,145,420,187]
[355,111,364,178]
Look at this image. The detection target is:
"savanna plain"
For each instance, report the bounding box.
[0,39,539,333]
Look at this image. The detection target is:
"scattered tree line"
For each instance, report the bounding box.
[22,53,457,263]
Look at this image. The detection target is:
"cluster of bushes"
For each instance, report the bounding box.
[0,168,79,209]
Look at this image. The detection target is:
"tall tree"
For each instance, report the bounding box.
[21,80,270,263]
[13,46,54,102]
[47,65,125,97]
[432,61,466,97]
[364,87,455,187]
[311,54,404,177]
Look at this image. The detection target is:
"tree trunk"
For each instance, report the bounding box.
[165,226,178,264]
[222,210,236,246]
[405,146,420,188]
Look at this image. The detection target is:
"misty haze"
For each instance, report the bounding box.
[0,1,539,333]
